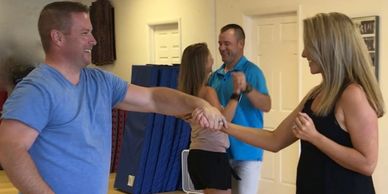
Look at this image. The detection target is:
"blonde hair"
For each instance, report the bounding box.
[303,12,385,117]
[178,43,210,96]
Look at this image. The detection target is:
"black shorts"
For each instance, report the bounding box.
[187,149,231,190]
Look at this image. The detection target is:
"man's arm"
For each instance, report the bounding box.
[245,89,271,112]
[115,84,226,129]
[0,120,54,194]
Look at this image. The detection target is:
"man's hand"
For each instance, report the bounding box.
[192,106,227,130]
[232,72,247,93]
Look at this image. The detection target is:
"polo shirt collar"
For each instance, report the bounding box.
[216,56,248,75]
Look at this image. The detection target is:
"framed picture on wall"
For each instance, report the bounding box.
[352,16,379,80]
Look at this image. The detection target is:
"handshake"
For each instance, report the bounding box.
[182,105,227,131]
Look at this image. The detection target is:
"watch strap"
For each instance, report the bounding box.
[230,93,242,102]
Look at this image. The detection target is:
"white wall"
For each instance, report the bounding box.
[109,0,217,80]
[215,0,387,193]
[0,0,48,64]
[0,0,93,66]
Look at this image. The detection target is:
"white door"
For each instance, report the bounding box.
[152,23,181,64]
[251,14,299,194]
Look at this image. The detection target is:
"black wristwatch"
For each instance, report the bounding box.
[230,93,242,102]
[243,83,253,94]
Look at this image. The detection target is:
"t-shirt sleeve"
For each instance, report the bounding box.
[1,81,50,133]
[247,66,269,95]
[102,70,128,107]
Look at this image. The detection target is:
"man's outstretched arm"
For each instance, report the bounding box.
[115,84,226,129]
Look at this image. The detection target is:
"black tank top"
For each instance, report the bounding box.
[296,98,375,194]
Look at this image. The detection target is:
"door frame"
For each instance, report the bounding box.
[147,19,182,64]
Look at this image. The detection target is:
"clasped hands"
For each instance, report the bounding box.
[232,72,247,94]
[182,106,227,130]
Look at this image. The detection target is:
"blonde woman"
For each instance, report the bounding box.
[222,12,384,194]
[178,43,239,194]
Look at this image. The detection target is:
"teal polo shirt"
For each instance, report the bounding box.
[208,56,269,161]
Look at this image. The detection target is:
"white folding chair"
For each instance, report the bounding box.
[181,149,203,194]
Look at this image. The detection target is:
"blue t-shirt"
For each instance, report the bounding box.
[2,64,128,194]
[208,56,269,161]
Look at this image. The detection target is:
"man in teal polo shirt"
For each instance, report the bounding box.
[209,24,271,194]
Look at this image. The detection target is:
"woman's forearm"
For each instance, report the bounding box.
[223,123,281,152]
[222,99,238,121]
[310,133,377,176]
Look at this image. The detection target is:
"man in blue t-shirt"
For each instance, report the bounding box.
[0,2,226,194]
[209,24,271,194]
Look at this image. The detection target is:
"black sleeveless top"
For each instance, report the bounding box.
[296,98,375,194]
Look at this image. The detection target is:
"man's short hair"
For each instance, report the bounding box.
[220,24,246,41]
[38,1,89,52]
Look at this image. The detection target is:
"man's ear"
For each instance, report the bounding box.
[50,30,65,47]
[238,39,245,48]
